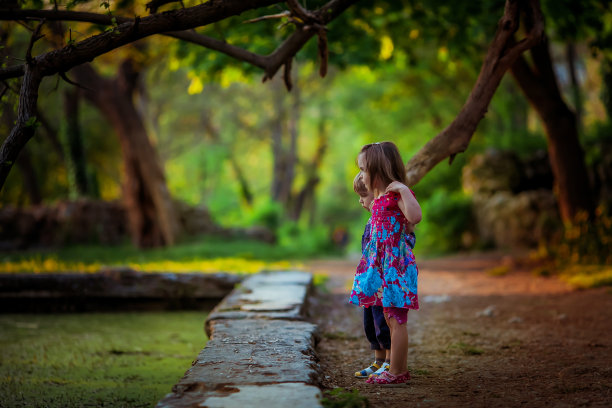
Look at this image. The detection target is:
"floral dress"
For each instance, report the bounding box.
[349,192,419,310]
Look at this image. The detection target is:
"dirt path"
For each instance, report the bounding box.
[306,253,612,408]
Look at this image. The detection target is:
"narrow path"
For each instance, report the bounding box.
[306,253,612,408]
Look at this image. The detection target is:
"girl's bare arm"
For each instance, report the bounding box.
[385,181,422,225]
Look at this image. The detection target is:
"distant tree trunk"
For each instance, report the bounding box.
[600,57,612,120]
[15,147,42,205]
[511,37,595,222]
[201,111,253,207]
[71,60,179,247]
[36,110,65,162]
[270,77,298,209]
[271,80,288,204]
[565,42,583,132]
[63,87,89,196]
[291,115,327,222]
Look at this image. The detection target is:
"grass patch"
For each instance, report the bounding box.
[0,236,307,274]
[0,311,208,407]
[449,342,484,356]
[321,387,369,408]
[412,368,431,376]
[322,331,359,341]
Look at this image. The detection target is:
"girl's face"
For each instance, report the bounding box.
[357,153,371,191]
[359,193,374,212]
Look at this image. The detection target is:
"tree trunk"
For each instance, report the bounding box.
[71,60,179,247]
[291,115,327,221]
[565,42,583,132]
[63,87,89,196]
[511,37,595,222]
[270,77,298,209]
[201,111,253,207]
[15,147,42,205]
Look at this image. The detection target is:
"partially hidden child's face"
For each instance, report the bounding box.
[359,193,374,212]
[357,153,371,191]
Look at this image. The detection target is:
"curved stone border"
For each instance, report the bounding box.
[157,270,322,408]
[0,268,241,312]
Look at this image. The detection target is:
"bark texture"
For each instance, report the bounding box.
[71,61,179,247]
[511,38,595,221]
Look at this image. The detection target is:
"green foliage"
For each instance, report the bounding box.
[417,190,474,255]
[533,206,612,288]
[277,221,336,257]
[0,311,208,407]
[249,199,284,231]
[556,207,612,265]
[321,387,369,408]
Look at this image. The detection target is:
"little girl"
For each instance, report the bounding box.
[352,172,391,379]
[349,141,422,386]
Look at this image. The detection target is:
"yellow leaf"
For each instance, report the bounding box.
[379,35,394,60]
[187,76,204,95]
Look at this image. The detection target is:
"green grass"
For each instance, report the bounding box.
[0,236,321,274]
[449,342,484,356]
[322,387,369,408]
[0,311,208,407]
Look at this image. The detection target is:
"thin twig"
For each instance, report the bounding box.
[243,11,290,24]
[59,72,93,92]
[26,20,45,65]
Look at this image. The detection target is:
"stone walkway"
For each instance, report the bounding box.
[157,271,322,408]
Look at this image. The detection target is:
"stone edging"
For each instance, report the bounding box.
[157,270,322,408]
[0,268,241,312]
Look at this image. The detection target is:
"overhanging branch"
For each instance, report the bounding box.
[405,0,544,186]
[0,0,358,82]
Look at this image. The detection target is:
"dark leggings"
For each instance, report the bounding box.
[363,305,391,350]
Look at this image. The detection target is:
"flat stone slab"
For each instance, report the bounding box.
[158,270,322,408]
[158,383,321,408]
[180,319,318,387]
[205,271,312,335]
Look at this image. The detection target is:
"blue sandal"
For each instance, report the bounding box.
[354,361,382,378]
[368,362,390,378]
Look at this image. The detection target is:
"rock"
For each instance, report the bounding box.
[472,190,559,249]
[462,149,525,195]
[477,305,497,317]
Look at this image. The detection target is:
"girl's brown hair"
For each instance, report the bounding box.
[353,172,368,196]
[359,142,408,191]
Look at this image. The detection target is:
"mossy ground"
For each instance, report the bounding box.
[0,311,208,407]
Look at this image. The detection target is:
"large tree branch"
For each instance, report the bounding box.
[405,0,544,186]
[0,0,358,81]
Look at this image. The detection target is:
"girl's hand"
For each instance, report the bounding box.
[385,181,409,194]
[386,181,422,224]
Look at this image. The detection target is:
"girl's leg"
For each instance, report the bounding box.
[385,310,409,375]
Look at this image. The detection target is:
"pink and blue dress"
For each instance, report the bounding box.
[350,191,419,310]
